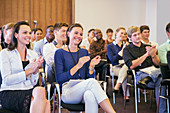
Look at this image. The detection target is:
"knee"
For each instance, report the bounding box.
[87,78,98,83]
[84,90,96,103]
[32,86,46,100]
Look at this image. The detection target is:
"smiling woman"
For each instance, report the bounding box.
[54,23,116,113]
[0,21,50,113]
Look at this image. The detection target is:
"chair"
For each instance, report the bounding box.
[157,63,170,113]
[52,81,107,113]
[126,69,155,113]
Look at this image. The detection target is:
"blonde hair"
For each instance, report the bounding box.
[2,22,15,31]
[127,26,140,38]
[115,27,126,38]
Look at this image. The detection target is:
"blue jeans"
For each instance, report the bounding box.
[136,69,167,113]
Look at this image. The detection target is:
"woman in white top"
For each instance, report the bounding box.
[0,21,50,113]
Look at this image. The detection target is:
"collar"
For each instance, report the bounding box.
[130,42,144,48]
[112,41,123,46]
[52,40,58,46]
[167,39,170,44]
[141,40,152,45]
[43,37,48,44]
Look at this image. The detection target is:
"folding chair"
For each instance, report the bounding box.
[157,63,170,113]
[126,69,155,113]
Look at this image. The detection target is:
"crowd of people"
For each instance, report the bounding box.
[0,20,170,113]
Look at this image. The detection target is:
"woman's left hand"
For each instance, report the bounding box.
[90,55,101,67]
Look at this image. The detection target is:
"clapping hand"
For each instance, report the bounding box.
[90,55,101,67]
[145,45,157,57]
[36,56,44,68]
[78,56,91,68]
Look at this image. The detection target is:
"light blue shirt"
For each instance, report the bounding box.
[0,48,39,91]
[158,40,170,63]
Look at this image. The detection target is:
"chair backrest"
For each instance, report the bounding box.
[159,63,170,79]
[167,51,170,69]
[0,72,2,88]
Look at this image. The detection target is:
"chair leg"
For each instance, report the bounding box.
[166,86,169,113]
[156,86,161,113]
[138,88,140,103]
[144,89,147,103]
[112,73,116,104]
[150,90,153,108]
[132,70,138,113]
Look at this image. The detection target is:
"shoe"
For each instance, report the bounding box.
[137,83,148,89]
[125,99,130,102]
[138,76,152,86]
[113,89,118,94]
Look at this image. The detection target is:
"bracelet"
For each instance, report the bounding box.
[151,55,156,58]
[89,66,95,71]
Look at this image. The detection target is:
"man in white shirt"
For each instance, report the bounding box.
[43,22,68,83]
[33,25,54,57]
[140,25,159,48]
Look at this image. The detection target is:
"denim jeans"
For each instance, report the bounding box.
[136,69,167,113]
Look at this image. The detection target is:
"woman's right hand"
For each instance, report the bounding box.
[77,56,90,68]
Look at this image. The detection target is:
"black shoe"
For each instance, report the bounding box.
[125,99,130,102]
[138,76,152,86]
[113,89,119,94]
[137,83,148,89]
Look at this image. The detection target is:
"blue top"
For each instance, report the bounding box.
[54,48,95,88]
[107,43,123,65]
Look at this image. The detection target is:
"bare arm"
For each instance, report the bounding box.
[70,56,90,76]
[130,53,149,69]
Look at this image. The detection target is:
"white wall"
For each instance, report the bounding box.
[75,0,158,43]
[157,0,170,45]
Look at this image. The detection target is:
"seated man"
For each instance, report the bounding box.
[158,22,170,113]
[43,22,68,83]
[123,26,162,111]
[89,29,107,81]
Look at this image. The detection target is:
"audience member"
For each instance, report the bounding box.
[54,23,115,113]
[140,25,158,48]
[43,22,68,83]
[34,28,43,42]
[89,29,107,81]
[0,21,50,113]
[105,28,114,45]
[80,28,95,50]
[29,28,36,50]
[1,22,15,49]
[107,27,130,100]
[33,25,54,57]
[123,26,165,112]
[157,23,170,113]
[158,23,170,63]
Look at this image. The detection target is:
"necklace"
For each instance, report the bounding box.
[67,46,82,79]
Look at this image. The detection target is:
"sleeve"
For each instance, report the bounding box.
[43,44,55,65]
[0,50,26,86]
[158,45,167,63]
[84,50,95,78]
[123,47,133,69]
[54,50,72,85]
[107,44,122,65]
[89,42,105,58]
[33,41,41,57]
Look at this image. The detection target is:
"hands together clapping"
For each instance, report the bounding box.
[26,56,44,76]
[145,45,157,57]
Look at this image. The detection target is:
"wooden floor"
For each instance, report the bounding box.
[52,78,157,113]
